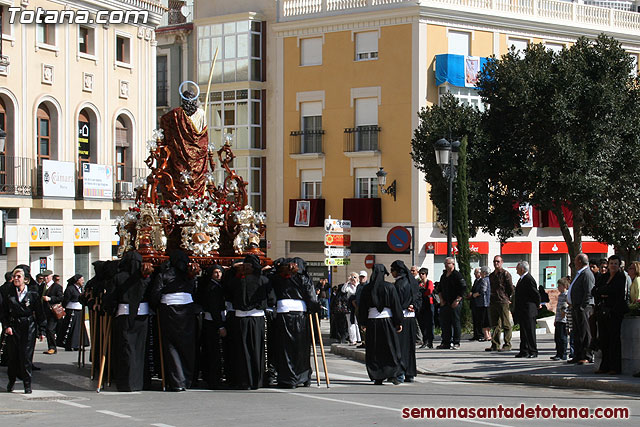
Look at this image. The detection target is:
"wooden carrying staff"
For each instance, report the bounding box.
[96,314,112,392]
[309,312,330,388]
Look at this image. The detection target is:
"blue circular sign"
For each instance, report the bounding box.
[387,226,411,252]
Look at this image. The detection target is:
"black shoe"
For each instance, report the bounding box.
[7,380,15,393]
[404,376,415,383]
[515,352,529,358]
[24,385,32,394]
[278,383,296,389]
[357,344,366,348]
[427,342,433,349]
[302,380,311,388]
[419,343,428,349]
[527,354,538,358]
[32,365,41,371]
[390,378,401,385]
[374,379,383,385]
[550,356,561,361]
[436,344,450,349]
[167,386,185,392]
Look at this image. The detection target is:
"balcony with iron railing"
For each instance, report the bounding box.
[278,0,640,33]
[158,0,194,27]
[290,129,325,156]
[0,155,34,196]
[344,125,381,153]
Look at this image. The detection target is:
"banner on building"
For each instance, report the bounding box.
[83,163,113,199]
[42,160,75,198]
[464,56,481,87]
[294,200,310,227]
[520,203,534,228]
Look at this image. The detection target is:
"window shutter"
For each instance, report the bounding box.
[301,37,322,66]
[355,98,377,126]
[301,169,322,182]
[301,101,322,117]
[448,31,470,56]
[509,38,528,53]
[355,31,377,55]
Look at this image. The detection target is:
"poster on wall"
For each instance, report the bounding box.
[42,160,75,198]
[78,121,90,160]
[294,200,310,227]
[545,266,557,289]
[82,163,113,199]
[465,56,481,87]
[520,203,534,228]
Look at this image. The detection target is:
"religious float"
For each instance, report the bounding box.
[115,81,268,268]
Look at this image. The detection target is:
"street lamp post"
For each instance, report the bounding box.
[434,138,461,257]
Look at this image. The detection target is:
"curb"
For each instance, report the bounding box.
[330,343,640,395]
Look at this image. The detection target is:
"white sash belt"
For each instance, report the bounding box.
[204,312,213,321]
[116,302,149,316]
[368,307,392,319]
[66,302,82,310]
[225,302,235,312]
[161,292,193,305]
[276,299,307,313]
[235,309,265,318]
[403,309,416,318]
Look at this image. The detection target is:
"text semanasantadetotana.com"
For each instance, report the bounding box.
[402,404,629,420]
[7,7,149,25]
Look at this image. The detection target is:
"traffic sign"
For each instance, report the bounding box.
[364,254,375,269]
[324,218,351,233]
[325,234,351,247]
[387,226,411,252]
[325,247,351,257]
[325,258,351,266]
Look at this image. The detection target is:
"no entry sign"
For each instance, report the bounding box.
[387,226,411,252]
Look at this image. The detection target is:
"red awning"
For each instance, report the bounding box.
[540,241,568,254]
[433,241,489,255]
[501,241,532,254]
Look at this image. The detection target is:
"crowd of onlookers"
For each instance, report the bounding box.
[316,253,640,377]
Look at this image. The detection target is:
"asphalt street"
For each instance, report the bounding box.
[1,342,639,426]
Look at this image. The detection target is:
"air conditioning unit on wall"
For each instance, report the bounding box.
[115,181,133,199]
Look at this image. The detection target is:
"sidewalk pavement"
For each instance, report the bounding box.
[330,333,640,395]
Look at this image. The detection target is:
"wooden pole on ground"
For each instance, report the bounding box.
[314,313,330,388]
[308,314,321,387]
[96,315,111,392]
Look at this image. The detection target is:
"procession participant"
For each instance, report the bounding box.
[196,264,226,389]
[0,272,14,367]
[270,257,318,388]
[0,267,46,394]
[150,249,199,392]
[57,274,89,351]
[357,264,403,385]
[223,254,270,390]
[390,260,421,383]
[105,250,152,392]
[40,270,63,355]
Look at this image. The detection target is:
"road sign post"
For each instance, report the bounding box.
[324,217,351,269]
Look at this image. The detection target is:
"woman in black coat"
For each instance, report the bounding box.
[592,254,628,375]
[57,274,89,351]
[329,284,349,343]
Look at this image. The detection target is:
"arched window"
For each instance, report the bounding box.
[115,115,130,182]
[37,104,51,165]
[0,99,6,190]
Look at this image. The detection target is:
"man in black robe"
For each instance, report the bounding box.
[390,260,421,383]
[150,250,199,391]
[270,257,318,388]
[196,264,226,389]
[437,257,467,349]
[357,264,403,385]
[222,254,270,390]
[104,250,152,391]
[0,267,46,393]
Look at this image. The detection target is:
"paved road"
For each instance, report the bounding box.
[1,343,639,426]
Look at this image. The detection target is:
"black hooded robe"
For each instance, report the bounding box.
[150,250,197,391]
[270,258,318,387]
[57,275,89,350]
[357,265,404,382]
[106,251,151,392]
[391,260,421,379]
[223,254,270,390]
[196,265,225,389]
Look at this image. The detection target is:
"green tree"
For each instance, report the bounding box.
[476,34,640,271]
[454,136,472,326]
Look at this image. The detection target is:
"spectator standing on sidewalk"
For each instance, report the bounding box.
[567,253,595,365]
[551,277,569,361]
[486,255,514,352]
[513,261,541,358]
[436,257,466,350]
[417,268,435,349]
[469,266,491,342]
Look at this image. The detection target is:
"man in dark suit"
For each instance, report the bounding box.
[514,261,541,358]
[568,253,595,365]
[39,270,63,355]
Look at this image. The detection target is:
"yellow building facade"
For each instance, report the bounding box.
[0,0,163,279]
[268,0,640,284]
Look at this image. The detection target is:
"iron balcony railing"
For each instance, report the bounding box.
[290,129,325,154]
[344,125,381,152]
[0,155,34,196]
